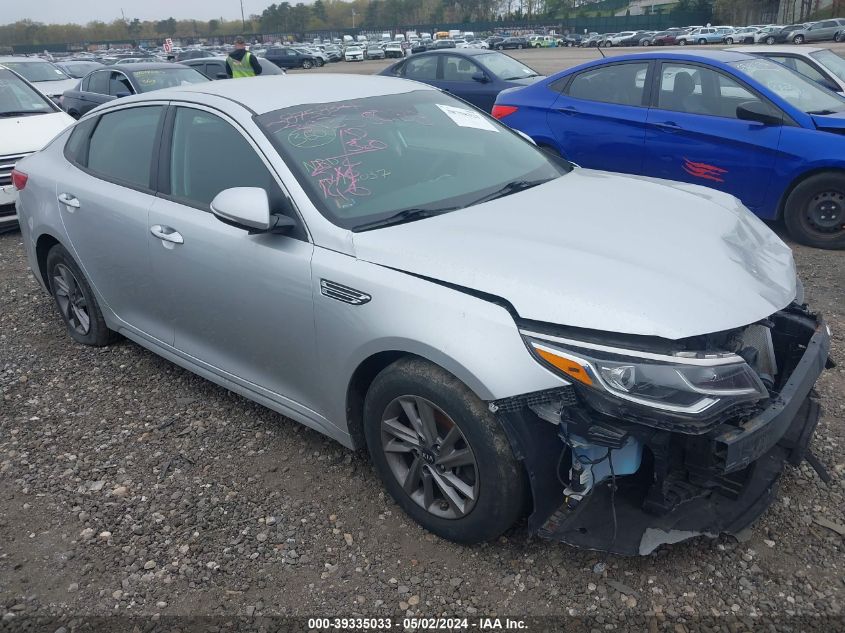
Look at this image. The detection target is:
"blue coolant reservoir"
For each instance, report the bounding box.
[570,435,643,490]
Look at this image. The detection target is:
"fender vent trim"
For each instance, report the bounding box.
[320,279,371,305]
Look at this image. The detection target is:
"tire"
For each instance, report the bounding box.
[793,35,804,44]
[363,358,527,543]
[301,59,313,69]
[315,58,324,67]
[836,32,843,42]
[496,45,503,50]
[678,39,687,46]
[698,38,707,45]
[45,244,116,346]
[766,36,776,45]
[517,44,523,49]
[783,172,845,249]
[725,37,734,44]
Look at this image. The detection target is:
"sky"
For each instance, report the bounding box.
[2,0,275,25]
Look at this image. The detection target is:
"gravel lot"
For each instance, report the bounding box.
[1,44,844,628]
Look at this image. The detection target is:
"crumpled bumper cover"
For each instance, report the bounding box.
[496,316,831,556]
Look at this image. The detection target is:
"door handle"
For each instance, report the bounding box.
[556,105,577,115]
[57,193,80,209]
[654,121,682,132]
[149,224,184,244]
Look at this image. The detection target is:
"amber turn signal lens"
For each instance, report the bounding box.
[535,346,593,386]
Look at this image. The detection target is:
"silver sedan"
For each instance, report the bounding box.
[14,75,829,554]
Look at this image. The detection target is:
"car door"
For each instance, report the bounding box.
[147,104,318,411]
[643,62,781,211]
[808,20,838,42]
[78,70,113,114]
[54,104,171,342]
[436,55,494,110]
[547,61,650,173]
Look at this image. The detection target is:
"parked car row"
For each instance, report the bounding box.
[8,71,832,557]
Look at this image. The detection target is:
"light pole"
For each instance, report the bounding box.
[352,9,357,29]
[240,0,246,31]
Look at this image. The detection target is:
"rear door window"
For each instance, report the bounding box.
[403,56,438,80]
[108,72,133,96]
[87,70,110,95]
[566,62,649,106]
[86,105,163,190]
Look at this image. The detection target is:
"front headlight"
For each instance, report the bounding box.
[522,331,768,419]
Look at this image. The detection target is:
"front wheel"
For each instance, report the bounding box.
[678,39,687,45]
[698,38,707,45]
[517,44,523,49]
[46,244,116,346]
[793,35,804,44]
[784,173,845,249]
[302,59,313,69]
[836,32,844,42]
[725,37,734,44]
[363,358,527,543]
[766,36,776,44]
[315,58,324,67]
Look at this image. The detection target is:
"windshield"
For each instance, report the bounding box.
[731,57,845,113]
[131,68,208,92]
[0,68,55,115]
[347,47,362,52]
[476,52,539,80]
[2,60,69,82]
[256,90,569,230]
[811,49,845,83]
[60,61,102,78]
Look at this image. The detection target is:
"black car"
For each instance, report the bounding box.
[494,37,529,50]
[557,34,582,47]
[410,41,429,54]
[487,36,505,48]
[431,39,456,49]
[263,46,319,70]
[181,56,285,79]
[60,63,208,119]
[379,49,543,112]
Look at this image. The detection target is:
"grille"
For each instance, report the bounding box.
[490,386,577,414]
[0,153,32,187]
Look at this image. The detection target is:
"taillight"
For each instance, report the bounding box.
[11,169,28,191]
[491,105,518,120]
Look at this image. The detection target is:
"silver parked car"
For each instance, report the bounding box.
[14,75,831,554]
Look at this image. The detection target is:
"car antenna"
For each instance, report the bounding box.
[597,44,606,59]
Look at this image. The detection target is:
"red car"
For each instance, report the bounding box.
[651,30,685,45]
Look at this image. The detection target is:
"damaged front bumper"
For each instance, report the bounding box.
[494,306,832,555]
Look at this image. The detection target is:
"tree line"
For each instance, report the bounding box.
[0,0,717,46]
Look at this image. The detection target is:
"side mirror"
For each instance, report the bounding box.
[736,101,782,126]
[211,187,295,233]
[471,71,489,83]
[116,91,131,98]
[216,73,229,79]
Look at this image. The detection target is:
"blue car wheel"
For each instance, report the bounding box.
[784,173,845,249]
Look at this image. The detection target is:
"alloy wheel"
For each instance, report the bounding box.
[380,395,479,519]
[52,263,91,335]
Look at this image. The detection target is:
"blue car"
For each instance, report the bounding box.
[493,50,845,248]
[379,49,543,113]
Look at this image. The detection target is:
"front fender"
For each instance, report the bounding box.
[310,247,568,433]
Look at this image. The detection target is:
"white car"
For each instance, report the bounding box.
[605,31,637,46]
[0,56,78,101]
[344,46,364,62]
[728,45,845,94]
[0,65,74,231]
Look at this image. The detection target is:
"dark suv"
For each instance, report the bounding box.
[263,46,319,70]
[494,37,530,50]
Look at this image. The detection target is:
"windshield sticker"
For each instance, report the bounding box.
[436,104,499,132]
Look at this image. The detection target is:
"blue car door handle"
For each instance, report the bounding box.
[557,105,578,115]
[655,121,682,132]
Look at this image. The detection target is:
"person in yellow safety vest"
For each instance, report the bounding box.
[226,36,263,78]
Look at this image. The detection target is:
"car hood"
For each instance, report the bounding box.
[811,111,845,131]
[351,169,797,340]
[0,111,74,155]
[31,78,79,97]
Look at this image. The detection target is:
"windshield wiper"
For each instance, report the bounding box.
[0,110,42,118]
[352,207,455,232]
[465,179,547,207]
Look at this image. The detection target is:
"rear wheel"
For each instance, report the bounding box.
[698,38,707,45]
[363,358,527,543]
[784,172,845,249]
[678,39,687,46]
[725,37,734,44]
[46,244,116,346]
[517,44,523,49]
[766,36,776,44]
[315,58,324,67]
[836,32,844,42]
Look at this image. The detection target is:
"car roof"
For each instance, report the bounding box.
[727,45,824,54]
[590,50,755,64]
[0,56,52,63]
[128,74,434,114]
[121,63,188,72]
[412,48,492,57]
